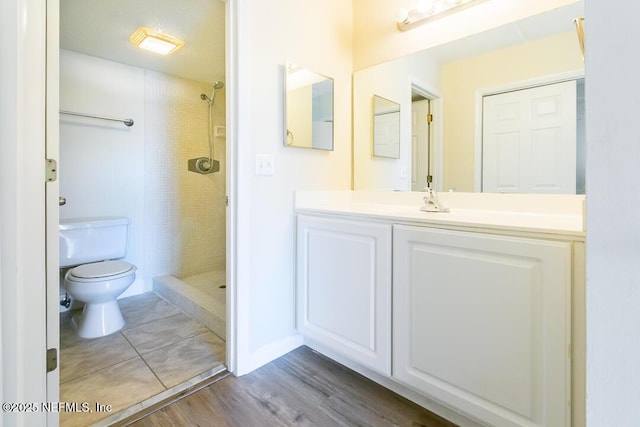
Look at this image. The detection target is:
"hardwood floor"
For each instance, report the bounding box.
[132,346,458,427]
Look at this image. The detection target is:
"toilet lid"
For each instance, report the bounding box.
[70,260,134,279]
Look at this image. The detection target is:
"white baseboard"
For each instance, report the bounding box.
[235,334,304,376]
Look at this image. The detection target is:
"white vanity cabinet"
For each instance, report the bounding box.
[294,190,585,427]
[296,214,392,375]
[393,225,571,427]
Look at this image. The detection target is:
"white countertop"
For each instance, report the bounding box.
[295,190,586,238]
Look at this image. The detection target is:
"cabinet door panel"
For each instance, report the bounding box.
[393,225,570,427]
[297,215,392,374]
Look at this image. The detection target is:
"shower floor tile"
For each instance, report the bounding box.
[59,292,225,427]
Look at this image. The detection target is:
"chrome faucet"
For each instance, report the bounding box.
[420,177,449,213]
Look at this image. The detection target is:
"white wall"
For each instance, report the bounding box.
[586,0,640,425]
[60,50,147,296]
[233,0,353,372]
[353,52,442,190]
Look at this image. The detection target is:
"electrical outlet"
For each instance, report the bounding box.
[255,154,274,176]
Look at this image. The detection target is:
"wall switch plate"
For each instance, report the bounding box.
[255,154,274,176]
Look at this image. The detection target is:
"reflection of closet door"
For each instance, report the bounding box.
[482,80,577,194]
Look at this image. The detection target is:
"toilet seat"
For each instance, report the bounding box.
[67,260,136,283]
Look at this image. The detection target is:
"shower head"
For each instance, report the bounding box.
[200,81,225,104]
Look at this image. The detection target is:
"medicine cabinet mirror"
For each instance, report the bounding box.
[284,62,334,150]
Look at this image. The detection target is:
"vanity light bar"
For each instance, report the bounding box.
[397,0,489,31]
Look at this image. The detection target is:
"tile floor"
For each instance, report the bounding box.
[59,292,225,427]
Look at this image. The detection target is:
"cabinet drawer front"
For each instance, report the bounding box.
[297,215,392,374]
[393,225,571,427]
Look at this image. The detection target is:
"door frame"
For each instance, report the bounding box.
[46,0,61,423]
[1,0,50,424]
[225,0,240,375]
[473,69,585,192]
[410,79,443,191]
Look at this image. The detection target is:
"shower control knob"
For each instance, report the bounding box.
[188,157,219,175]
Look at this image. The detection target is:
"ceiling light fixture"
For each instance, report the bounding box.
[129,27,184,55]
[396,0,488,31]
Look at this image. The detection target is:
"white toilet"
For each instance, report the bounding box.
[59,217,137,339]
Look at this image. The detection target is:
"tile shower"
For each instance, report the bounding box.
[144,70,227,338]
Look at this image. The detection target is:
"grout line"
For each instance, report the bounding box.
[58,329,140,385]
[120,332,170,390]
[119,295,224,387]
[119,298,184,330]
[122,321,209,356]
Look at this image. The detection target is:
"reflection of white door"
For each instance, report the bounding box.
[412,99,430,191]
[482,80,577,193]
[374,111,400,158]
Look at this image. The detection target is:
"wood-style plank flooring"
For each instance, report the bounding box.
[132,346,458,427]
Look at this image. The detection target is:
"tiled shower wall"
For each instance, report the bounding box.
[144,71,226,280]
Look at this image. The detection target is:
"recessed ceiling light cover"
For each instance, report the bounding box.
[130,27,184,55]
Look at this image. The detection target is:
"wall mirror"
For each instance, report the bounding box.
[353,1,585,194]
[372,95,400,159]
[284,62,334,150]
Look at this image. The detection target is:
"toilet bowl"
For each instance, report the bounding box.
[64,260,137,339]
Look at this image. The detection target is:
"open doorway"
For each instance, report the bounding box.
[53,1,230,424]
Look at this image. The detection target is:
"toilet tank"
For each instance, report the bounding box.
[59,217,130,268]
